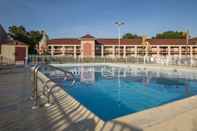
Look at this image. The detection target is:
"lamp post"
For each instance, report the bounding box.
[115,21,125,58]
[186,30,192,66]
[186,30,189,56]
[115,21,124,106]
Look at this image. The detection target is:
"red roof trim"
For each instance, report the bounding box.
[47,38,197,46]
[148,39,187,45]
[96,38,142,45]
[48,39,80,45]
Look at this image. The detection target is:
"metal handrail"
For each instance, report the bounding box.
[41,79,55,107]
[42,79,53,96]
[32,64,42,109]
[30,64,40,100]
[31,63,76,109]
[45,84,60,107]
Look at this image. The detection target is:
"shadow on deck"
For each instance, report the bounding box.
[0,66,142,131]
[41,88,143,131]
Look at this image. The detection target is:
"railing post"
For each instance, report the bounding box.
[32,64,41,109]
[30,64,76,109]
[42,80,54,107]
[30,64,39,100]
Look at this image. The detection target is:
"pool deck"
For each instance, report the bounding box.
[0,66,52,131]
[0,66,141,131]
[1,64,197,131]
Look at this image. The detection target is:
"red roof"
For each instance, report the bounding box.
[189,38,197,45]
[148,39,187,45]
[47,38,80,45]
[96,39,142,45]
[14,40,27,45]
[191,37,197,40]
[47,37,197,46]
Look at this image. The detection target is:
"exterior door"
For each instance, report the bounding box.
[15,47,26,61]
[83,43,92,57]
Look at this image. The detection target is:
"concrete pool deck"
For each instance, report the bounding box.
[1,64,197,131]
[0,66,141,131]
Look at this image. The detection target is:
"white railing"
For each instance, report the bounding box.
[27,55,197,67]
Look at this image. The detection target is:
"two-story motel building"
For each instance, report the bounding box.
[47,34,197,58]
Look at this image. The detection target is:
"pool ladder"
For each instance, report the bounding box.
[31,64,75,109]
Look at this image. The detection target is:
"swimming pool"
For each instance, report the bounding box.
[55,65,197,121]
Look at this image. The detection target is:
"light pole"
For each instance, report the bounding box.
[186,30,189,57]
[186,30,192,66]
[115,21,124,58]
[115,21,124,107]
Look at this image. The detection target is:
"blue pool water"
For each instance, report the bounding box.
[56,66,197,121]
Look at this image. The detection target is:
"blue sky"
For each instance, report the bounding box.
[0,0,197,38]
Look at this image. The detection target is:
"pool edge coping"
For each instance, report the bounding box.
[35,63,197,130]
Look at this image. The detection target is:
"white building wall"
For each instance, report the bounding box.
[1,44,15,61]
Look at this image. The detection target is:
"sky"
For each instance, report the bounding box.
[0,0,197,38]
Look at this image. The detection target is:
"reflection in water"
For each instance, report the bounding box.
[80,67,95,84]
[66,66,196,99]
[68,66,196,99]
[184,81,190,97]
[60,66,197,121]
[154,78,185,86]
[68,66,195,94]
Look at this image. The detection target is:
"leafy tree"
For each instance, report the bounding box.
[8,25,44,54]
[155,31,187,39]
[122,33,141,39]
[28,31,44,54]
[8,25,29,43]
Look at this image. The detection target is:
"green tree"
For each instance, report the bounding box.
[28,31,44,54]
[8,25,44,54]
[155,31,187,39]
[8,25,29,43]
[122,33,141,39]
